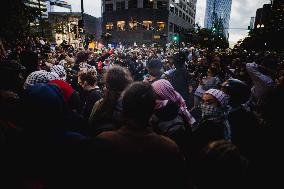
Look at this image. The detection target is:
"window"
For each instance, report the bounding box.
[106,22,113,30]
[169,22,173,32]
[174,24,179,33]
[116,1,125,11]
[175,7,178,15]
[143,21,153,30]
[129,19,138,30]
[143,0,153,8]
[179,10,182,17]
[157,1,167,10]
[157,22,166,31]
[105,4,113,12]
[183,13,185,19]
[117,21,125,31]
[170,4,174,12]
[128,0,137,9]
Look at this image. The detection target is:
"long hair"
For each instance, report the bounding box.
[94,66,133,124]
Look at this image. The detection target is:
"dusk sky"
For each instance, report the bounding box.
[61,0,271,46]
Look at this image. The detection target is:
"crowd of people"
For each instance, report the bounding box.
[0,37,283,188]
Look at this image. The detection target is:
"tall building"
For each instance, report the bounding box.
[23,0,48,18]
[204,0,232,39]
[101,0,197,45]
[254,0,284,30]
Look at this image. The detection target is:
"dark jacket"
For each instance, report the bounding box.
[97,126,188,189]
[169,67,191,107]
[82,88,103,120]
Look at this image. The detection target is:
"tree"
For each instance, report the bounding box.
[0,0,42,44]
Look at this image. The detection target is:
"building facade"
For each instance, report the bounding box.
[48,12,102,46]
[23,0,48,19]
[101,0,196,45]
[204,0,232,39]
[254,0,284,30]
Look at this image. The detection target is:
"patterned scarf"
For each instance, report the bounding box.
[152,79,196,126]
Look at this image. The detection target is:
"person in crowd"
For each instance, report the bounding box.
[194,140,249,189]
[89,66,133,135]
[193,66,221,111]
[0,60,25,146]
[97,82,188,189]
[143,58,163,83]
[246,54,278,103]
[8,83,88,188]
[169,52,192,108]
[78,72,103,120]
[19,43,39,78]
[151,79,195,159]
[191,89,230,156]
[51,65,67,80]
[24,70,60,89]
[221,79,260,159]
[49,79,81,113]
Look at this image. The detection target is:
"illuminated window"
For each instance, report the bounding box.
[129,19,138,30]
[157,22,165,31]
[143,21,153,30]
[117,21,125,31]
[106,22,113,30]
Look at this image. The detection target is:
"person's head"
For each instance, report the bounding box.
[51,65,66,80]
[201,89,229,118]
[104,65,133,93]
[221,79,250,107]
[207,66,218,77]
[259,54,279,77]
[21,83,68,128]
[122,82,156,126]
[173,52,187,68]
[0,60,26,93]
[78,72,97,91]
[24,70,60,89]
[152,79,177,102]
[147,58,163,78]
[196,140,249,189]
[76,50,90,64]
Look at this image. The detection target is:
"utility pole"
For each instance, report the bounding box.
[38,0,44,37]
[81,0,85,31]
[178,28,181,55]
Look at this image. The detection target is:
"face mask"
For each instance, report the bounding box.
[200,103,223,118]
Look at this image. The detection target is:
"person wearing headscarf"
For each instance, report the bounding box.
[152,79,195,127]
[24,70,60,89]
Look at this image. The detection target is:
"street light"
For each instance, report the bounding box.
[257,24,265,28]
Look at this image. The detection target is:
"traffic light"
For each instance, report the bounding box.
[172,34,179,41]
[212,27,216,32]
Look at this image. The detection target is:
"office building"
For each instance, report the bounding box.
[101,0,197,45]
[204,0,232,39]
